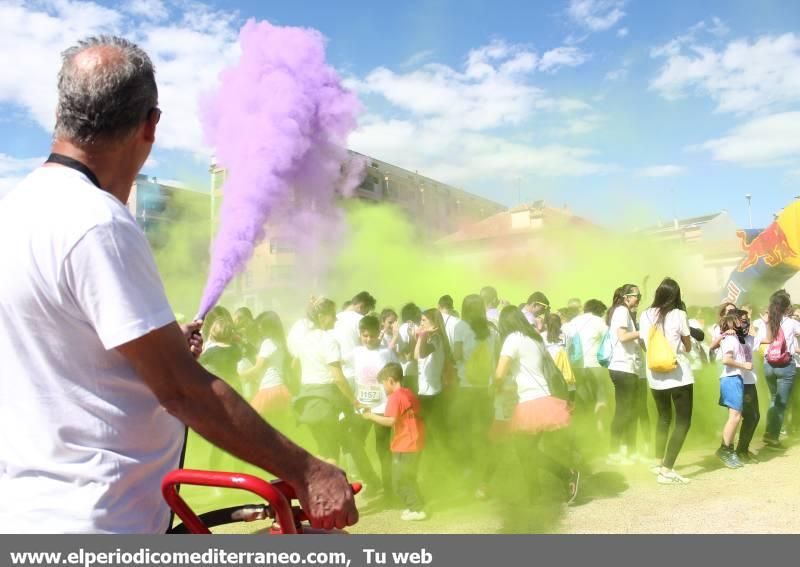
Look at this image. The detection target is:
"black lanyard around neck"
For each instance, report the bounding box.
[45,153,102,189]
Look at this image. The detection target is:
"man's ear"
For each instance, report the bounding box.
[142,111,158,143]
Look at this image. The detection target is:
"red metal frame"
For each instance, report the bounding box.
[162,469,298,534]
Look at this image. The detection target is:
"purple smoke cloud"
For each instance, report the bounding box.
[196,19,363,318]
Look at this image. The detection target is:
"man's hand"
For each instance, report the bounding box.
[180,320,204,359]
[293,459,359,530]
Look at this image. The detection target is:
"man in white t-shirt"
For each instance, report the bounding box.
[438,294,470,381]
[0,36,356,534]
[563,299,609,419]
[334,291,377,389]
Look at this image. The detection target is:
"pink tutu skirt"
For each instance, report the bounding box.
[251,384,292,414]
[510,397,571,434]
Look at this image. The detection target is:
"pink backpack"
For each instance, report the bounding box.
[765,327,792,367]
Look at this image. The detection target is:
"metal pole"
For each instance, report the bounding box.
[745,194,752,229]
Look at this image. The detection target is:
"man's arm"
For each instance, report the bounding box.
[117,322,358,531]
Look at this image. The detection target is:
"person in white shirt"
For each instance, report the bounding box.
[351,315,398,498]
[379,308,399,350]
[397,303,422,392]
[522,291,550,331]
[239,311,292,417]
[415,308,452,447]
[480,286,501,325]
[730,310,761,462]
[438,294,470,385]
[759,290,800,449]
[294,296,375,488]
[495,306,580,505]
[605,284,643,465]
[0,36,356,534]
[709,302,737,362]
[334,291,377,391]
[563,299,609,428]
[715,315,753,469]
[638,278,694,485]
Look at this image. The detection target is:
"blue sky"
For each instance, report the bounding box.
[2,0,800,229]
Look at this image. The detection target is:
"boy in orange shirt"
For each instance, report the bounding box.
[363,362,426,521]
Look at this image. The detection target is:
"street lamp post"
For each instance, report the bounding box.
[745,194,752,229]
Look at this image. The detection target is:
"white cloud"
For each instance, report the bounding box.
[349,41,612,183]
[709,17,730,38]
[0,153,45,198]
[568,0,626,32]
[538,47,591,72]
[123,0,168,21]
[617,27,629,38]
[0,0,240,157]
[700,112,800,166]
[651,29,800,115]
[636,165,686,177]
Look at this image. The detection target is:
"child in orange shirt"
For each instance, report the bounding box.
[363,362,426,521]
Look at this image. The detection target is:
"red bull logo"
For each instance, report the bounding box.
[737,223,796,272]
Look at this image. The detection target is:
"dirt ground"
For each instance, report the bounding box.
[209,440,800,534]
[346,442,800,534]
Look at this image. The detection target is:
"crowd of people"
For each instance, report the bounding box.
[199,281,800,522]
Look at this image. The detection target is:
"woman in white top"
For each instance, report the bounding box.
[239,311,292,417]
[495,306,579,504]
[293,297,359,463]
[638,278,693,484]
[760,290,800,448]
[709,302,737,362]
[604,284,643,465]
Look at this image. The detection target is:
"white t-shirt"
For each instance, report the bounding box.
[639,308,694,390]
[417,334,445,396]
[256,338,285,390]
[719,335,756,384]
[352,346,396,413]
[287,318,312,358]
[443,313,469,382]
[500,332,550,402]
[0,167,181,533]
[460,326,499,388]
[563,313,608,369]
[397,322,418,377]
[334,310,363,379]
[608,306,639,375]
[755,317,800,367]
[297,329,341,385]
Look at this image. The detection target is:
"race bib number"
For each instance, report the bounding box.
[357,385,382,405]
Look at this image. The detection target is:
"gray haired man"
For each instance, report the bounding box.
[0,36,357,533]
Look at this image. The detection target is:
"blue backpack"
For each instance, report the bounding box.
[597,330,613,368]
[568,332,584,368]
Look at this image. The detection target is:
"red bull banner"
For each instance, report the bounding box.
[723,201,800,305]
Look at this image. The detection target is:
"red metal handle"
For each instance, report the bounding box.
[161,470,297,534]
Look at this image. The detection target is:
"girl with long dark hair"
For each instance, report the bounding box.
[639,278,694,484]
[759,290,800,448]
[240,311,293,416]
[605,283,642,465]
[495,306,579,504]
[453,294,499,471]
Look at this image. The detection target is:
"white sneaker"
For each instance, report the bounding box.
[657,470,690,485]
[649,464,663,476]
[401,510,427,521]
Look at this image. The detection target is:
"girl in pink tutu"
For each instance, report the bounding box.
[240,311,292,417]
[495,306,580,505]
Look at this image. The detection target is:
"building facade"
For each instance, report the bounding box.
[210,152,505,311]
